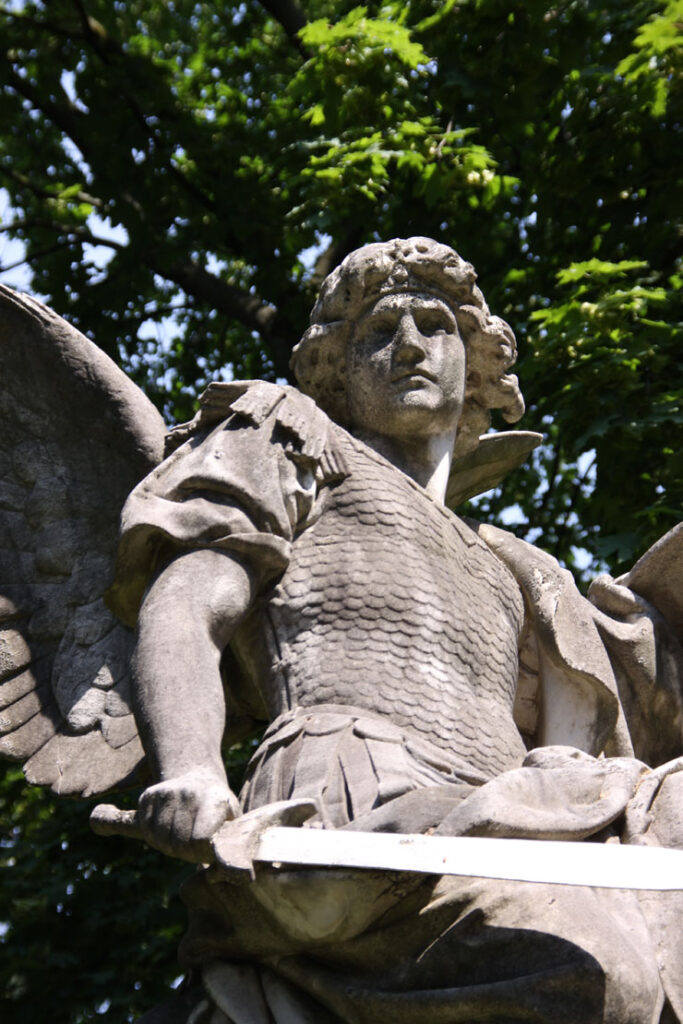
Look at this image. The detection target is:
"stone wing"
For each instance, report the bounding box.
[0,285,166,796]
[446,430,543,509]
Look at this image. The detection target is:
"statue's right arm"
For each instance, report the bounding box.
[131,547,258,862]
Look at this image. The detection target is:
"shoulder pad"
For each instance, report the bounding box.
[165,381,348,481]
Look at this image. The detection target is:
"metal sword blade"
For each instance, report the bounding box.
[252,828,683,890]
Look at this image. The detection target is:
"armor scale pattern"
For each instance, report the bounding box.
[253,429,526,780]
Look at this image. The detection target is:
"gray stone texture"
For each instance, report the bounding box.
[0,284,165,795]
[1,238,682,1023]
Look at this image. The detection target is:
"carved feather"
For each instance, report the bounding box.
[0,285,166,796]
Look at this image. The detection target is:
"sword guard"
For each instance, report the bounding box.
[211,798,319,878]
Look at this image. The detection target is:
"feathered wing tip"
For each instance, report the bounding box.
[446,430,543,510]
[0,285,166,796]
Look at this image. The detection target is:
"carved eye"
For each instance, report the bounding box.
[418,312,450,336]
[366,316,395,347]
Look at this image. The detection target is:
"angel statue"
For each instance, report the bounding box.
[1,237,682,1024]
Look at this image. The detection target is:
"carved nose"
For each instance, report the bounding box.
[394,313,425,360]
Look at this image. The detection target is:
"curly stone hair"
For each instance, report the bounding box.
[290,237,525,457]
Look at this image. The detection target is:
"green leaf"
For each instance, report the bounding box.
[556,259,649,285]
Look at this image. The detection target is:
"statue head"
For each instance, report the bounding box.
[291,237,525,457]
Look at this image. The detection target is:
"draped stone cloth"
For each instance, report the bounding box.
[116,382,683,1024]
[139,737,682,1024]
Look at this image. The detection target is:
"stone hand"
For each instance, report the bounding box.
[91,769,240,863]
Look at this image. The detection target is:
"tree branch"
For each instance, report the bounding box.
[310,229,364,288]
[0,167,280,346]
[5,69,95,168]
[116,303,193,324]
[0,217,127,253]
[65,0,216,214]
[69,0,122,59]
[257,0,308,56]
[6,27,217,218]
[2,9,84,43]
[162,258,299,377]
[0,239,76,271]
[553,454,597,559]
[1,63,291,361]
[535,445,561,524]
[161,258,277,337]
[0,165,103,209]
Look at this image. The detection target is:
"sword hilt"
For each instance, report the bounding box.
[90,803,143,840]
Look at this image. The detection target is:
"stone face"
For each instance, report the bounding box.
[1,241,682,1023]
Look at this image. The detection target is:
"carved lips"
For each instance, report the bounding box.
[391,367,438,388]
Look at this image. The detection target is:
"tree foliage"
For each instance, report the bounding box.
[0,0,681,1019]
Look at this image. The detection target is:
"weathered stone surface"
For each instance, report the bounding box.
[1,241,681,1022]
[0,283,165,794]
[109,239,683,1022]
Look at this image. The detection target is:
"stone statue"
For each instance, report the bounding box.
[1,238,682,1023]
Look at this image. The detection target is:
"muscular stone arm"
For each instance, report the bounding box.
[132,547,257,861]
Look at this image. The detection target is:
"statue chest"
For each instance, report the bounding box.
[236,439,526,776]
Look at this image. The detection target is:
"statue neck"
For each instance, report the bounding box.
[352,429,455,503]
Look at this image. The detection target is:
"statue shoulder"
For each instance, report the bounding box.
[165,380,335,464]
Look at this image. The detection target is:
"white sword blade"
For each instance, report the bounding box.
[253,828,683,891]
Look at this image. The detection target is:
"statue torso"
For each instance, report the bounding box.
[233,427,526,779]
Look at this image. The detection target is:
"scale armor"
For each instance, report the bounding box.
[234,425,526,783]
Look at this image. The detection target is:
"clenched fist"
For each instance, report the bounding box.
[137,769,240,862]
